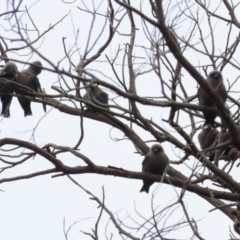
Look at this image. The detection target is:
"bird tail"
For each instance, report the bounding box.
[1,110,10,118]
[24,108,32,117]
[209,153,215,162]
[1,97,11,118]
[140,184,149,193]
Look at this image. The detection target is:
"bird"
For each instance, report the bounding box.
[15,61,46,116]
[201,125,240,161]
[217,125,240,160]
[83,84,109,111]
[140,144,169,193]
[197,70,227,127]
[198,124,219,161]
[0,62,18,117]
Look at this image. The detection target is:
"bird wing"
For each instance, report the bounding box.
[22,73,42,94]
[220,84,227,102]
[99,92,108,104]
[30,74,46,112]
[34,76,42,94]
[142,154,149,168]
[198,87,213,107]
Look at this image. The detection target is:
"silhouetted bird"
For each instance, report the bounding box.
[0,62,18,117]
[198,124,219,161]
[16,61,46,116]
[140,144,169,193]
[198,70,227,126]
[200,125,240,161]
[217,126,240,159]
[83,84,109,110]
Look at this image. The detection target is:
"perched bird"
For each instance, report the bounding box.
[83,84,109,111]
[0,62,18,117]
[140,144,169,193]
[16,61,46,116]
[217,126,240,159]
[198,70,227,126]
[198,124,219,161]
[201,125,240,161]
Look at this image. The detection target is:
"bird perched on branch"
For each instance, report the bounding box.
[198,124,240,161]
[0,62,18,117]
[198,70,227,127]
[217,126,240,160]
[16,61,46,116]
[83,84,109,111]
[140,144,169,193]
[198,124,219,161]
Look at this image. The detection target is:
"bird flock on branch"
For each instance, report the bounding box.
[0,61,45,117]
[0,61,235,193]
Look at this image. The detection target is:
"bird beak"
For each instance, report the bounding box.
[86,86,95,91]
[153,148,159,153]
[213,73,220,79]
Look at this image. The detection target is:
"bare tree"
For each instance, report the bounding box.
[1,0,240,239]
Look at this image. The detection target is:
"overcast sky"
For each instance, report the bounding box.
[1,0,240,239]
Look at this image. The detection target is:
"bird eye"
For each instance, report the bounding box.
[88,86,94,91]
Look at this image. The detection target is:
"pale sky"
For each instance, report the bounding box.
[0,1,239,239]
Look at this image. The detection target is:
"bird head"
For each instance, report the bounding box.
[151,144,163,154]
[0,62,18,79]
[30,61,42,75]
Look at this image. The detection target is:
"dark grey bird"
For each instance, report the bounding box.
[0,62,18,117]
[15,61,46,116]
[198,124,219,161]
[217,126,240,159]
[83,84,109,111]
[197,70,227,127]
[200,125,240,161]
[140,144,169,193]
